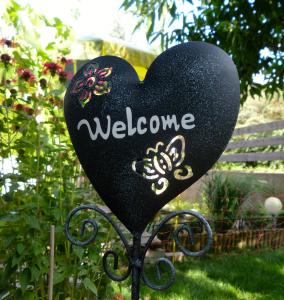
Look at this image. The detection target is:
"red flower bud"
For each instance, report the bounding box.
[1,54,11,65]
[39,78,47,89]
[26,107,34,115]
[10,89,17,95]
[15,104,24,111]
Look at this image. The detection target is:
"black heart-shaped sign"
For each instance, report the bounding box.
[64,42,240,233]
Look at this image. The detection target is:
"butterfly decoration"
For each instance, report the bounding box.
[132,135,193,195]
[71,63,112,107]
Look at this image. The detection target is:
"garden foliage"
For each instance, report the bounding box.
[202,173,273,231]
[0,1,118,299]
[121,0,284,102]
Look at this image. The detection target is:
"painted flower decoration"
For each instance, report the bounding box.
[71,64,112,107]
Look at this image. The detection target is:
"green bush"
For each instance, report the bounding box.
[202,173,271,232]
[0,1,120,299]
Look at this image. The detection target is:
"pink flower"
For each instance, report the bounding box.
[17,68,36,82]
[43,62,62,76]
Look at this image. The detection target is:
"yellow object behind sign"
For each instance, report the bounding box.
[71,37,156,81]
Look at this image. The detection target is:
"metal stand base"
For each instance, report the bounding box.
[65,205,213,300]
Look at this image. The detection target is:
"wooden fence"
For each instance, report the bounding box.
[157,121,284,256]
[161,228,284,254]
[219,120,284,162]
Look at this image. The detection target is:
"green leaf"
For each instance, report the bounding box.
[46,42,55,51]
[169,2,177,17]
[2,235,15,248]
[19,268,30,291]
[73,245,84,259]
[26,215,41,230]
[146,11,155,40]
[12,50,31,67]
[16,243,25,255]
[78,268,88,276]
[31,265,41,281]
[54,269,66,285]
[12,255,20,267]
[83,278,98,296]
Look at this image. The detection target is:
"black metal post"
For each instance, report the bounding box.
[131,232,142,300]
[65,205,213,300]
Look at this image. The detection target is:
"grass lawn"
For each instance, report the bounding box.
[112,248,284,300]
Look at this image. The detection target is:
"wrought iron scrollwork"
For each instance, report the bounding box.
[142,257,176,290]
[102,250,131,281]
[65,205,213,298]
[65,204,131,282]
[141,210,213,290]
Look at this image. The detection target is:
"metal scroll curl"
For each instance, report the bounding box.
[64,204,131,282]
[141,210,213,290]
[65,206,213,290]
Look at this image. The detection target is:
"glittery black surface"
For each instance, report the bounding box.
[64,41,240,233]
